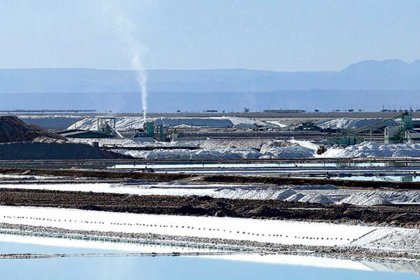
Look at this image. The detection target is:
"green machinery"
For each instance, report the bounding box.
[142,121,170,141]
[144,121,155,137]
[334,112,413,146]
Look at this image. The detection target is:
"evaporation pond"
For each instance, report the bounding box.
[110,162,388,169]
[0,240,418,280]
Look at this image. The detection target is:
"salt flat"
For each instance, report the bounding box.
[0,205,373,247]
[1,205,419,255]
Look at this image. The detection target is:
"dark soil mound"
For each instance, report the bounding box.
[0,190,417,227]
[0,142,129,160]
[0,116,63,143]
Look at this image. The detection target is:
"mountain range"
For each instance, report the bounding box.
[0,59,419,112]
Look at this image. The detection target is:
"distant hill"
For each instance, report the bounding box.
[1,59,420,93]
[0,59,419,112]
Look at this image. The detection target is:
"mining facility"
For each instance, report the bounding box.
[0,110,419,274]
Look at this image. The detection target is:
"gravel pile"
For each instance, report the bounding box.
[0,116,63,143]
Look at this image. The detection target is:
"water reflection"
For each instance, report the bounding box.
[0,233,418,279]
[110,162,390,169]
[110,161,420,170]
[329,175,420,182]
[0,251,418,280]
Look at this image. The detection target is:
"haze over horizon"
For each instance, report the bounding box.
[0,58,418,72]
[1,59,419,112]
[0,0,419,71]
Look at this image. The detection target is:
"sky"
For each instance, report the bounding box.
[0,0,419,71]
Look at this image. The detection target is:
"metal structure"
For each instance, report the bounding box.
[144,121,155,137]
[95,117,123,138]
[335,112,413,146]
[59,117,120,139]
[97,117,116,135]
[137,121,170,142]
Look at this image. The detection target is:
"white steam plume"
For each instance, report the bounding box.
[132,51,148,121]
[103,1,148,120]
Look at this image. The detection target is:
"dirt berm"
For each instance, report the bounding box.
[0,116,63,143]
[0,116,129,159]
[0,142,128,160]
[0,189,418,228]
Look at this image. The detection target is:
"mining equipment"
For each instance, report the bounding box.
[59,117,123,139]
[335,112,413,146]
[135,121,172,142]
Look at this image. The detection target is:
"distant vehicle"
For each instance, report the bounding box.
[204,110,218,113]
[314,109,320,112]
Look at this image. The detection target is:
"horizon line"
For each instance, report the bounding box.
[0,58,418,73]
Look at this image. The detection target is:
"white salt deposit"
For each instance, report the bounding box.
[259,140,314,158]
[68,117,287,131]
[339,191,420,206]
[350,227,420,253]
[289,140,320,151]
[321,142,420,158]
[0,206,374,247]
[114,141,316,160]
[1,183,418,207]
[68,117,145,131]
[103,140,420,160]
[318,118,397,130]
[0,206,417,252]
[215,186,419,206]
[0,233,217,254]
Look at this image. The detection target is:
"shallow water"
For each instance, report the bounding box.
[108,162,420,178]
[110,162,389,169]
[1,253,418,280]
[0,241,418,280]
[330,175,420,182]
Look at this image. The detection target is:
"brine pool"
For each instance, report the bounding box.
[330,175,420,182]
[0,241,418,280]
[109,162,391,169]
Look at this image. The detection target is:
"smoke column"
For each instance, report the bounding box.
[103,1,148,120]
[131,50,148,121]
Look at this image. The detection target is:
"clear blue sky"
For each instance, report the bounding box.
[0,0,419,71]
